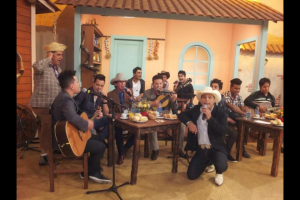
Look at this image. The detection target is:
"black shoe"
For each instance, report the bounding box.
[80,172,88,179]
[151,150,159,160]
[227,154,237,163]
[281,147,284,153]
[103,140,108,148]
[89,172,111,184]
[242,150,251,158]
[179,149,189,159]
[39,155,60,166]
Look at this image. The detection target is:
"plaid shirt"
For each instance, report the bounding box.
[222,91,244,112]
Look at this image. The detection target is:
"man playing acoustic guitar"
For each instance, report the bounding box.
[141,74,178,160]
[51,70,111,184]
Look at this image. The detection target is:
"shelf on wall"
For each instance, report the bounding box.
[94,45,101,52]
[93,62,101,65]
[82,24,103,37]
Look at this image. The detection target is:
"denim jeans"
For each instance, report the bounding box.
[94,116,108,141]
[187,147,228,180]
[115,127,134,156]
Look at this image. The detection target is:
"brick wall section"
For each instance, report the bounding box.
[17,0,32,105]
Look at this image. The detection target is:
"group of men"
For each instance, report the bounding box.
[29,41,278,186]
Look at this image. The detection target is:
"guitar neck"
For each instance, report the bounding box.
[90,107,102,121]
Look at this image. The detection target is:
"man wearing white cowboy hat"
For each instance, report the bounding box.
[29,41,67,166]
[178,87,228,186]
[107,73,135,165]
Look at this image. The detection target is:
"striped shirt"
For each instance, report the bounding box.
[244,90,275,109]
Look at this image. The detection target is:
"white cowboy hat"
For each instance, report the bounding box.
[110,73,127,85]
[196,87,221,104]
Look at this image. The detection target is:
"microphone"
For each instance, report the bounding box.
[124,86,132,97]
[202,104,207,120]
[157,88,161,95]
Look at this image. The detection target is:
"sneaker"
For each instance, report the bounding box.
[227,155,237,163]
[205,164,215,173]
[242,150,251,158]
[80,172,88,179]
[215,173,224,186]
[39,155,60,166]
[89,172,111,184]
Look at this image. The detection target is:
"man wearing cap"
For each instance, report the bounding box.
[178,87,228,186]
[126,67,145,101]
[29,42,67,166]
[159,71,170,90]
[107,73,135,165]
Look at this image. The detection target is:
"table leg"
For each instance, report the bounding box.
[144,134,149,158]
[271,130,283,177]
[172,124,180,173]
[131,129,141,185]
[236,122,244,161]
[260,132,267,156]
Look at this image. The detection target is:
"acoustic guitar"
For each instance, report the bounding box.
[152,78,192,111]
[54,107,102,157]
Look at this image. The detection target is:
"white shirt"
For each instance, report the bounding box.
[132,80,141,98]
[196,106,214,145]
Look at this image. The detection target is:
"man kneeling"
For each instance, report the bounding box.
[178,87,228,186]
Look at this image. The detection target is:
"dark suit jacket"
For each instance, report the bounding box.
[107,89,131,113]
[178,104,228,155]
[74,86,104,119]
[51,91,89,149]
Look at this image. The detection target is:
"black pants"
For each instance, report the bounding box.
[115,127,134,156]
[227,111,249,152]
[84,134,106,175]
[187,147,228,180]
[226,124,238,154]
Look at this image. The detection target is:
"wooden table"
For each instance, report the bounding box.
[236,117,283,177]
[107,114,181,185]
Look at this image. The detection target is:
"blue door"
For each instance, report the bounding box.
[109,36,147,91]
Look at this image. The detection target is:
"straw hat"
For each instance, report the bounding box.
[43,42,67,52]
[159,71,170,79]
[110,73,127,85]
[196,87,221,104]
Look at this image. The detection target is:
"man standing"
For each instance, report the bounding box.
[142,74,178,160]
[107,73,135,165]
[74,74,109,142]
[29,42,66,166]
[223,78,250,158]
[126,67,145,101]
[51,70,111,183]
[159,71,170,90]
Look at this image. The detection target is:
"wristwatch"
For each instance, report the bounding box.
[186,121,192,126]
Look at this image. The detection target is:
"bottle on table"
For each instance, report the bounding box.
[246,107,252,119]
[255,105,260,118]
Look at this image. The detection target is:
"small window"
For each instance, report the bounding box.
[179,42,214,90]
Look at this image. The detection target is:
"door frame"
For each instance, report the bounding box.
[233,36,258,93]
[109,35,147,90]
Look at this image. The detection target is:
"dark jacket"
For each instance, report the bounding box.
[178,103,228,155]
[126,77,145,95]
[74,86,104,119]
[51,91,88,149]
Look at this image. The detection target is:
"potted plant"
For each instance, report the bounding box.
[131,99,151,116]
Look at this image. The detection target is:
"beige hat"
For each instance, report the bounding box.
[110,73,127,85]
[196,87,221,105]
[43,42,67,52]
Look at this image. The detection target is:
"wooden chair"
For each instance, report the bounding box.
[48,125,89,192]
